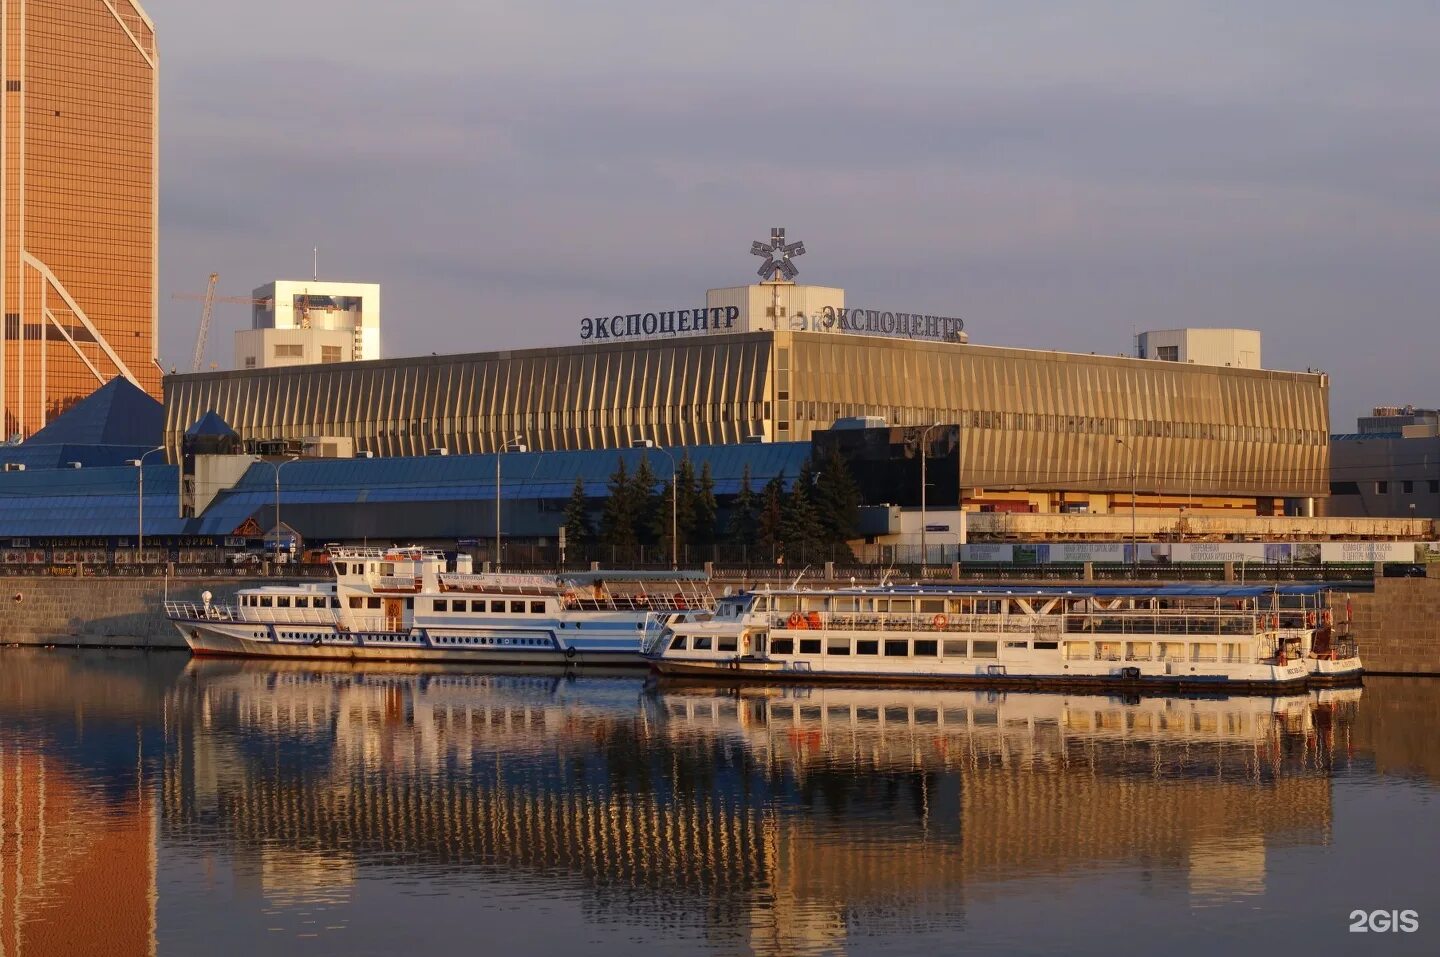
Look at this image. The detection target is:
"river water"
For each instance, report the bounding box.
[0,649,1436,956]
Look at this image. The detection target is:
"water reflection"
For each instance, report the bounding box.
[1,650,1435,956]
[163,660,1360,955]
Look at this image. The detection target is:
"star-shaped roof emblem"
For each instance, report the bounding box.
[750,227,805,281]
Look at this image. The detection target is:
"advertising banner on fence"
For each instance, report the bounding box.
[1170,543,1270,563]
[961,544,1014,563]
[1319,542,1418,563]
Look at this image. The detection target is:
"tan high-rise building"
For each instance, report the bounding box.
[1,0,160,440]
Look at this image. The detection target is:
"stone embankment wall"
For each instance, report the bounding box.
[1346,578,1440,676]
[1,575,1437,675]
[0,578,241,649]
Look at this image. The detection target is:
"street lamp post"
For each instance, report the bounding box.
[264,456,301,566]
[636,440,678,569]
[918,423,943,567]
[1115,438,1137,573]
[495,436,527,571]
[135,445,166,559]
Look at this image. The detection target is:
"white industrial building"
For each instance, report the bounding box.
[235,280,381,370]
[1136,328,1262,369]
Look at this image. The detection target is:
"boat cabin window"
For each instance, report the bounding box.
[774,595,798,612]
[914,639,939,657]
[432,599,445,612]
[972,640,998,658]
[510,600,525,614]
[331,597,342,608]
[334,562,347,575]
[771,637,794,654]
[530,601,546,614]
[718,637,738,653]
[277,596,291,608]
[470,600,485,612]
[693,636,713,651]
[367,597,381,610]
[349,596,363,609]
[943,640,967,657]
[856,639,879,656]
[669,635,687,651]
[827,638,850,656]
[491,600,505,612]
[890,599,914,613]
[884,639,909,657]
[380,562,395,576]
[295,597,309,608]
[919,598,945,614]
[799,638,822,655]
[259,596,272,608]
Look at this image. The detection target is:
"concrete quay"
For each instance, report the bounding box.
[1,575,1436,676]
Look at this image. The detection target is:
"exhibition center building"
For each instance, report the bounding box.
[163,269,1331,518]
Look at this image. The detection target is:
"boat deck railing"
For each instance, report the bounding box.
[166,601,340,626]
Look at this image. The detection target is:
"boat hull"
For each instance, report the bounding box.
[649,656,1321,693]
[174,620,643,667]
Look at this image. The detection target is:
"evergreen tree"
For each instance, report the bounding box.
[756,473,787,560]
[631,455,662,552]
[694,461,719,548]
[725,464,759,547]
[598,458,638,557]
[813,445,861,561]
[780,477,824,563]
[562,476,593,558]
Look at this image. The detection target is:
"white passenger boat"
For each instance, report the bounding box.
[165,546,711,665]
[644,584,1362,691]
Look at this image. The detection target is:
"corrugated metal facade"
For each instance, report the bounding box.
[164,330,1329,499]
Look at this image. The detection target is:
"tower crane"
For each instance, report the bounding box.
[189,273,219,372]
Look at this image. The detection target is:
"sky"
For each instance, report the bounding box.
[147,0,1440,426]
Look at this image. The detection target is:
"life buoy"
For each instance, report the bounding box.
[1323,609,1333,626]
[786,612,805,629]
[931,613,948,630]
[564,646,577,660]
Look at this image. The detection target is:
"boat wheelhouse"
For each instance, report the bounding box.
[644,584,1361,691]
[165,545,711,664]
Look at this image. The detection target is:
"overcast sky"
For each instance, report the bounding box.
[148,0,1440,425]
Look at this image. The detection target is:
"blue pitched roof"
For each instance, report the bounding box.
[185,410,238,438]
[24,377,163,447]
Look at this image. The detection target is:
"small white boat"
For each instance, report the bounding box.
[644,584,1361,692]
[165,546,712,665]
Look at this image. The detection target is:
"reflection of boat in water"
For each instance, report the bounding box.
[165,545,710,665]
[161,663,1361,956]
[646,584,1363,690]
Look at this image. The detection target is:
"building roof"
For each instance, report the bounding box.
[0,443,814,540]
[25,377,163,448]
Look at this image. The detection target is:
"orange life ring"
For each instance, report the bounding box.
[931,613,948,630]
[786,612,805,629]
[1323,609,1333,626]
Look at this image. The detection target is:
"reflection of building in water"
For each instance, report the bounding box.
[0,749,157,957]
[0,652,168,957]
[164,664,1358,956]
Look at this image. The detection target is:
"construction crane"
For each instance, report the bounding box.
[189,273,219,372]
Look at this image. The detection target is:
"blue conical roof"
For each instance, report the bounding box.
[184,410,239,438]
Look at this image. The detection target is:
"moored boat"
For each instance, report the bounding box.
[644,584,1362,692]
[165,545,712,665]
